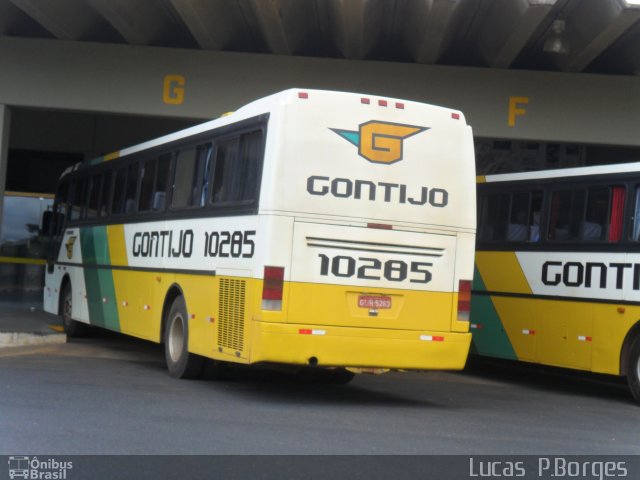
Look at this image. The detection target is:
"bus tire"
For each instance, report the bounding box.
[164,296,205,379]
[60,283,88,337]
[627,337,640,404]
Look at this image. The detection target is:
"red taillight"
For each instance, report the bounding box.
[262,266,284,311]
[457,280,471,322]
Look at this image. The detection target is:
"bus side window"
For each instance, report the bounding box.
[86,174,102,219]
[50,180,69,236]
[153,153,171,211]
[548,189,586,241]
[98,170,113,217]
[608,186,625,242]
[507,192,529,241]
[211,138,238,204]
[478,193,509,241]
[172,146,194,208]
[237,130,263,201]
[210,130,262,206]
[111,167,127,215]
[528,191,543,242]
[69,179,86,221]
[124,162,140,214]
[138,158,157,212]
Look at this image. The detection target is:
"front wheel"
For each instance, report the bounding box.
[627,337,640,404]
[60,283,88,337]
[164,296,205,379]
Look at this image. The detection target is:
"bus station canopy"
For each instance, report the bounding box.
[1,0,639,77]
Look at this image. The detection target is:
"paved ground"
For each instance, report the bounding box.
[1,330,639,456]
[0,303,64,348]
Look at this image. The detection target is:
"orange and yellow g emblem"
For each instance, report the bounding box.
[65,236,76,260]
[331,121,428,164]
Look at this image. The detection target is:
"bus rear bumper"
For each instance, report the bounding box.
[249,322,471,371]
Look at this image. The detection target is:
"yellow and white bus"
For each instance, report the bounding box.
[473,163,640,402]
[44,89,476,381]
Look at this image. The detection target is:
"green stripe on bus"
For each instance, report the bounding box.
[80,226,120,331]
[469,266,517,359]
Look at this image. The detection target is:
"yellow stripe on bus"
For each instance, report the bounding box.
[475,251,532,295]
[104,151,120,161]
[0,256,46,265]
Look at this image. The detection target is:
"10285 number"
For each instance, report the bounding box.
[318,254,432,283]
[204,230,255,258]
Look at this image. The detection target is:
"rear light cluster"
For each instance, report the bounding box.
[457,280,471,322]
[262,266,284,311]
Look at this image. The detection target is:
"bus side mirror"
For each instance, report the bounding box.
[41,211,65,236]
[41,211,52,236]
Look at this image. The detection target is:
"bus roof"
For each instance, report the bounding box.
[65,89,466,178]
[480,161,640,184]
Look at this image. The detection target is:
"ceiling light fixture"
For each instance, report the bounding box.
[543,20,570,55]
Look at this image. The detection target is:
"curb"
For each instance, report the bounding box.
[0,331,67,348]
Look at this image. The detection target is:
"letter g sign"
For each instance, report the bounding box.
[163,75,185,105]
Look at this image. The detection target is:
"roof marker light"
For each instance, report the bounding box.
[451,112,460,120]
[367,223,392,230]
[396,102,404,109]
[378,99,388,107]
[298,92,308,99]
[361,97,370,104]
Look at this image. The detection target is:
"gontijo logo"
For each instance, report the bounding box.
[331,121,428,164]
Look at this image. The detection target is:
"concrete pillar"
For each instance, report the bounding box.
[0,105,11,240]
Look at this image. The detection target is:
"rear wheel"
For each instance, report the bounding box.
[164,296,205,379]
[627,337,640,404]
[60,283,88,337]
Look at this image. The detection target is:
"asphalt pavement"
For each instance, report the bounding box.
[0,301,65,348]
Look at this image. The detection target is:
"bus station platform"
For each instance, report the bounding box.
[0,302,65,348]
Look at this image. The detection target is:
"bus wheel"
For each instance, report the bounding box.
[164,296,205,379]
[60,283,87,337]
[627,337,640,404]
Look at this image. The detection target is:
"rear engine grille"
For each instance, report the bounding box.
[217,279,246,351]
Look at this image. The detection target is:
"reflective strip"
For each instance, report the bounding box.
[522,329,536,335]
[299,329,326,335]
[420,335,444,342]
[578,336,593,342]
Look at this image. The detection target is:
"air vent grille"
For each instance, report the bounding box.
[218,279,246,351]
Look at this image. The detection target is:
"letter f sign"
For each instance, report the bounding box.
[508,96,529,127]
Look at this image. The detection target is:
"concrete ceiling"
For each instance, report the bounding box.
[1,0,639,76]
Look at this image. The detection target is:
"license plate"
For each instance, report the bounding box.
[358,295,392,309]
